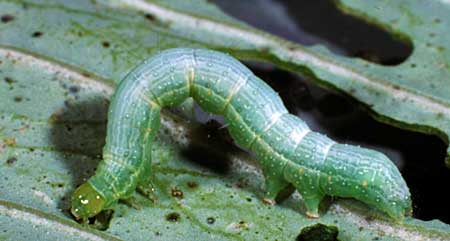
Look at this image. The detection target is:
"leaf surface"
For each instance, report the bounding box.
[0,0,449,240]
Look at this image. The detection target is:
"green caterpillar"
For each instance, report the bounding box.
[71,48,412,221]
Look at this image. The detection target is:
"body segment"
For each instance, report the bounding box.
[71,48,411,221]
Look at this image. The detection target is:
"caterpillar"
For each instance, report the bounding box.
[71,48,412,222]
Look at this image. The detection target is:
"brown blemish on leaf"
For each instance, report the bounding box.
[32,31,44,38]
[101,41,110,48]
[186,181,198,188]
[6,157,17,165]
[1,14,15,23]
[4,138,16,146]
[144,13,156,22]
[4,77,16,84]
[13,96,23,102]
[68,85,80,93]
[171,186,183,198]
[165,212,180,222]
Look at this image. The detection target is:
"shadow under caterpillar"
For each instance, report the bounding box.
[71,48,412,222]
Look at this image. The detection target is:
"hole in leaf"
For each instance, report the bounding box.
[213,0,412,65]
[296,223,339,241]
[165,212,181,222]
[206,217,215,224]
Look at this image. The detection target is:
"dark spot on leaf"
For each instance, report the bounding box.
[165,212,180,222]
[206,217,215,225]
[32,31,43,38]
[186,181,198,188]
[69,85,80,93]
[1,14,14,23]
[101,41,110,48]
[296,223,339,241]
[171,187,183,198]
[235,178,248,188]
[6,157,17,166]
[4,77,16,84]
[235,220,249,230]
[410,63,416,68]
[4,138,16,146]
[288,45,297,51]
[246,197,252,202]
[144,13,156,21]
[434,18,441,23]
[13,96,23,102]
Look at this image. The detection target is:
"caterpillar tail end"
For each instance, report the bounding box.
[71,183,106,220]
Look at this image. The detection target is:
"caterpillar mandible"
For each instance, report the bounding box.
[71,48,412,221]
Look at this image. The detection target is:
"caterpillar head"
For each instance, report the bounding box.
[71,183,105,220]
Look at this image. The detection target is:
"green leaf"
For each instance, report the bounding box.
[0,0,449,240]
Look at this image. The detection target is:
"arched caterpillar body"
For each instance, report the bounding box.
[71,48,412,221]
